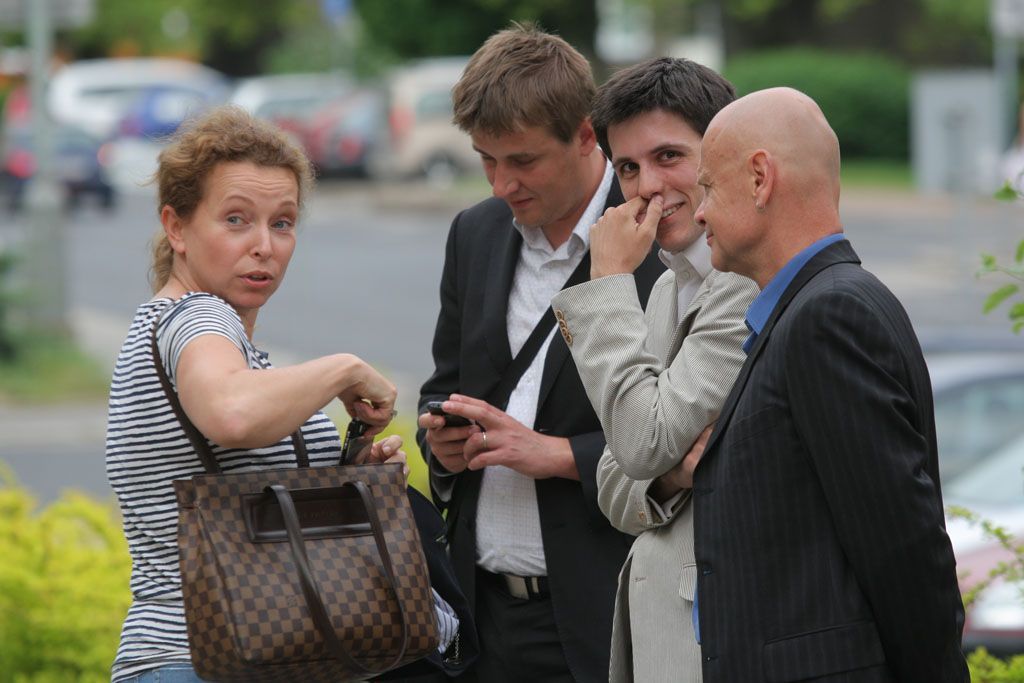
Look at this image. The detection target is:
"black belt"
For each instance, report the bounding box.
[479,568,550,600]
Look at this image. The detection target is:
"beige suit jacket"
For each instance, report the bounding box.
[552,266,757,683]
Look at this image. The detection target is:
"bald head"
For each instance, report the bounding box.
[694,88,844,286]
[706,87,840,205]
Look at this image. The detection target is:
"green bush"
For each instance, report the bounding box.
[969,648,1024,682]
[725,48,910,160]
[0,465,131,682]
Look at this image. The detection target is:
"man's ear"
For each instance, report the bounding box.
[577,117,598,156]
[161,205,187,255]
[749,150,775,210]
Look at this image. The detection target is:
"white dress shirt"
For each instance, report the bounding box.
[475,163,615,576]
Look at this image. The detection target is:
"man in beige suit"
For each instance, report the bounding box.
[551,58,757,682]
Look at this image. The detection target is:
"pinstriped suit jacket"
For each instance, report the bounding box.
[552,265,757,683]
[693,240,968,683]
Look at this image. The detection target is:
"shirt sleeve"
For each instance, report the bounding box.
[156,293,249,386]
[431,587,459,654]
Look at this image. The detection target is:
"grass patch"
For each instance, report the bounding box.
[841,159,912,190]
[0,333,109,404]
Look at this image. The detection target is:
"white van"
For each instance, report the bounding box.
[368,57,479,184]
[48,58,230,138]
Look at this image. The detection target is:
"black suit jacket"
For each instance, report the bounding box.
[693,240,968,682]
[417,182,665,683]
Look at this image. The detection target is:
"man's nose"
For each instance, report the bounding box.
[491,164,518,199]
[637,165,663,200]
[694,200,707,228]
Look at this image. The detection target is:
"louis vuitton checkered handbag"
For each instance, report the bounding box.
[152,331,439,681]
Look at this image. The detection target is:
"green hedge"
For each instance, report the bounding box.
[0,466,131,682]
[970,648,1024,681]
[724,48,910,160]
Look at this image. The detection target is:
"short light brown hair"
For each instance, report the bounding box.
[452,22,595,143]
[149,106,314,292]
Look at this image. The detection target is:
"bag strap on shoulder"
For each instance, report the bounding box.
[486,251,591,410]
[149,316,309,474]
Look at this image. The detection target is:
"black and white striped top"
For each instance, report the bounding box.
[106,293,456,680]
[106,293,344,680]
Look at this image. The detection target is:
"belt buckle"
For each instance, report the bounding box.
[504,574,529,600]
[502,573,544,600]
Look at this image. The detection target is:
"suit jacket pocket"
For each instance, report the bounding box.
[677,563,697,602]
[725,404,787,446]
[763,620,886,682]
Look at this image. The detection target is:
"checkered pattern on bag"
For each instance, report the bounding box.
[175,463,438,682]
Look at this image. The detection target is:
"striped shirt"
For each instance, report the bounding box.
[107,293,456,680]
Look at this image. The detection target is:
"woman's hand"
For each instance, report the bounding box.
[338,356,397,431]
[350,434,409,483]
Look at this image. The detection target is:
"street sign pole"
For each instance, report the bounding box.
[25,0,68,336]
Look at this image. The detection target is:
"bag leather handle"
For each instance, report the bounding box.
[267,480,410,674]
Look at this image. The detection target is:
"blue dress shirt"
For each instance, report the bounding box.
[743,233,846,353]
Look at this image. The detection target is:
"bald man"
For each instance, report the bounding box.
[689,88,968,682]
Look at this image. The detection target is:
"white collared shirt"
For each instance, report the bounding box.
[475,162,615,576]
[659,237,714,322]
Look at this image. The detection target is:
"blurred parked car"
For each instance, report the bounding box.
[368,57,478,183]
[1,124,115,212]
[944,434,1024,657]
[229,72,353,146]
[930,352,1024,482]
[48,58,230,139]
[928,351,1024,656]
[304,89,384,177]
[117,86,216,140]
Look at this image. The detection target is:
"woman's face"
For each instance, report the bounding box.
[166,161,299,331]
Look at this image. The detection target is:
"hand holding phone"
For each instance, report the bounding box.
[340,419,373,465]
[425,400,473,427]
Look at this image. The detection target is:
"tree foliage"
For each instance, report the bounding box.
[629,0,990,63]
[353,0,599,61]
[66,0,320,75]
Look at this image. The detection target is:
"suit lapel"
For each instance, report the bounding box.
[665,274,711,362]
[483,221,522,373]
[535,180,625,411]
[702,240,862,460]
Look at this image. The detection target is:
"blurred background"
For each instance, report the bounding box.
[0,0,1023,678]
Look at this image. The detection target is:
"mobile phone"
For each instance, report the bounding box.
[340,419,373,465]
[425,400,472,427]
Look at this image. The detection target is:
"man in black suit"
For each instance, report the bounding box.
[416,24,664,683]
[689,86,969,682]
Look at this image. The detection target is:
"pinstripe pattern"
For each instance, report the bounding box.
[693,241,968,683]
[553,264,757,683]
